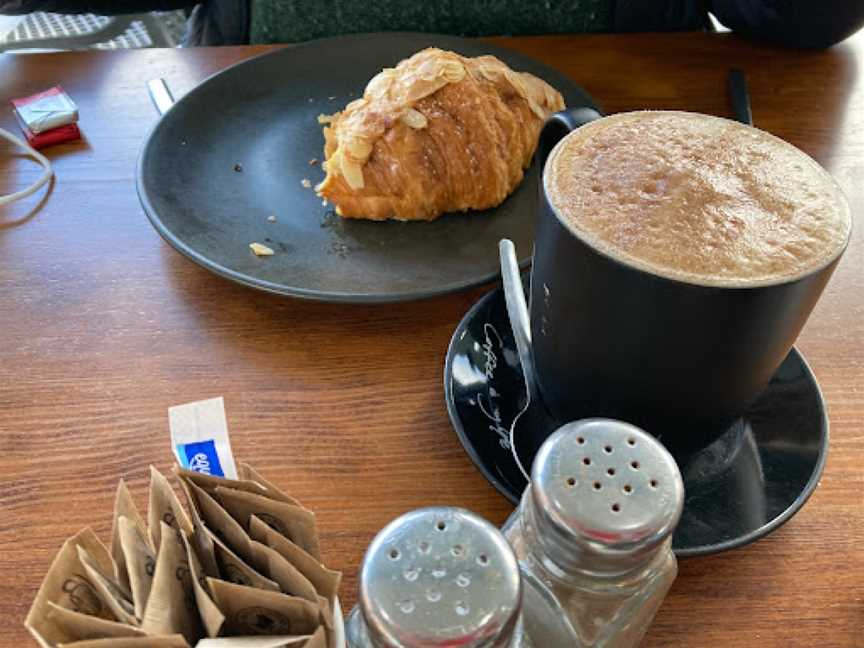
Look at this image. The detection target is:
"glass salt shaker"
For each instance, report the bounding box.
[347,506,531,647]
[503,419,684,648]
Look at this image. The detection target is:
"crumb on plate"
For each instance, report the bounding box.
[250,242,274,256]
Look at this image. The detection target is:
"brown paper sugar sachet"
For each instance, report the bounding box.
[26,528,131,646]
[180,527,226,638]
[247,518,335,641]
[179,465,339,598]
[175,464,309,587]
[251,541,333,640]
[116,469,187,613]
[181,470,332,633]
[140,521,204,645]
[176,474,221,580]
[177,474,315,637]
[110,480,151,595]
[76,544,137,626]
[213,487,321,561]
[211,514,334,642]
[249,540,318,603]
[181,476,258,565]
[207,578,323,637]
[45,602,146,642]
[240,466,336,635]
[118,515,157,620]
[149,465,193,551]
[249,517,341,604]
[238,463,302,507]
[205,526,281,592]
[58,635,190,648]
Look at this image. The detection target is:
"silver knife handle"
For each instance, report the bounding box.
[147,78,175,116]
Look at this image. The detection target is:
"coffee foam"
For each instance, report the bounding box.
[545,111,851,287]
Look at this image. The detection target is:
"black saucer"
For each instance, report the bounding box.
[444,283,829,557]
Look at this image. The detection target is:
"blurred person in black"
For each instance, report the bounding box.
[1,1,864,49]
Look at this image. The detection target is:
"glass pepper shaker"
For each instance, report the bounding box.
[347,506,531,647]
[502,419,684,648]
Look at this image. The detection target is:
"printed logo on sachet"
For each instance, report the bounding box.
[177,439,225,477]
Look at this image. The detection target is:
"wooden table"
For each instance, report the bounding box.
[1,30,862,647]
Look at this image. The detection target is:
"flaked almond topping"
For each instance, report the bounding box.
[344,138,373,159]
[401,108,428,129]
[249,242,274,256]
[340,158,365,190]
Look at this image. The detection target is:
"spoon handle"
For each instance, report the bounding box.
[728,68,753,126]
[499,239,538,401]
[147,78,175,116]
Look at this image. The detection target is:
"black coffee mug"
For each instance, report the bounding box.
[502,108,849,452]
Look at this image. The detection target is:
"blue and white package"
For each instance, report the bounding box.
[169,396,238,479]
[176,439,224,476]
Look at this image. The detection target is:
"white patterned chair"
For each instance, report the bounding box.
[0,10,184,52]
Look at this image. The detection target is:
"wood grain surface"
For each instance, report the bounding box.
[1,30,862,647]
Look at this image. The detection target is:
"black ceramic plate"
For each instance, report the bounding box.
[137,33,598,303]
[444,283,830,557]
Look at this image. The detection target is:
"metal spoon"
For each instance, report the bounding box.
[499,239,561,482]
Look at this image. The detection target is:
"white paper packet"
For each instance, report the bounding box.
[170,397,238,479]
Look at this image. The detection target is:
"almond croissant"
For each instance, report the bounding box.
[316,48,565,221]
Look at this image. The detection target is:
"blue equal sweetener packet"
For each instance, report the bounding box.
[176,439,224,476]
[169,397,238,479]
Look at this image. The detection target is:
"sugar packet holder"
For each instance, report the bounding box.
[170,397,238,479]
[26,399,342,648]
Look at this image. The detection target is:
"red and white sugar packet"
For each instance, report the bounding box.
[21,122,81,150]
[11,86,78,134]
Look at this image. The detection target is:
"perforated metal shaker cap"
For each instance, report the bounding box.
[357,507,522,648]
[531,419,684,575]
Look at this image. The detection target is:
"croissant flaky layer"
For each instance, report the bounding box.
[315,48,565,221]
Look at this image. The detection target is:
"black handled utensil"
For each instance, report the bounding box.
[728,68,753,126]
